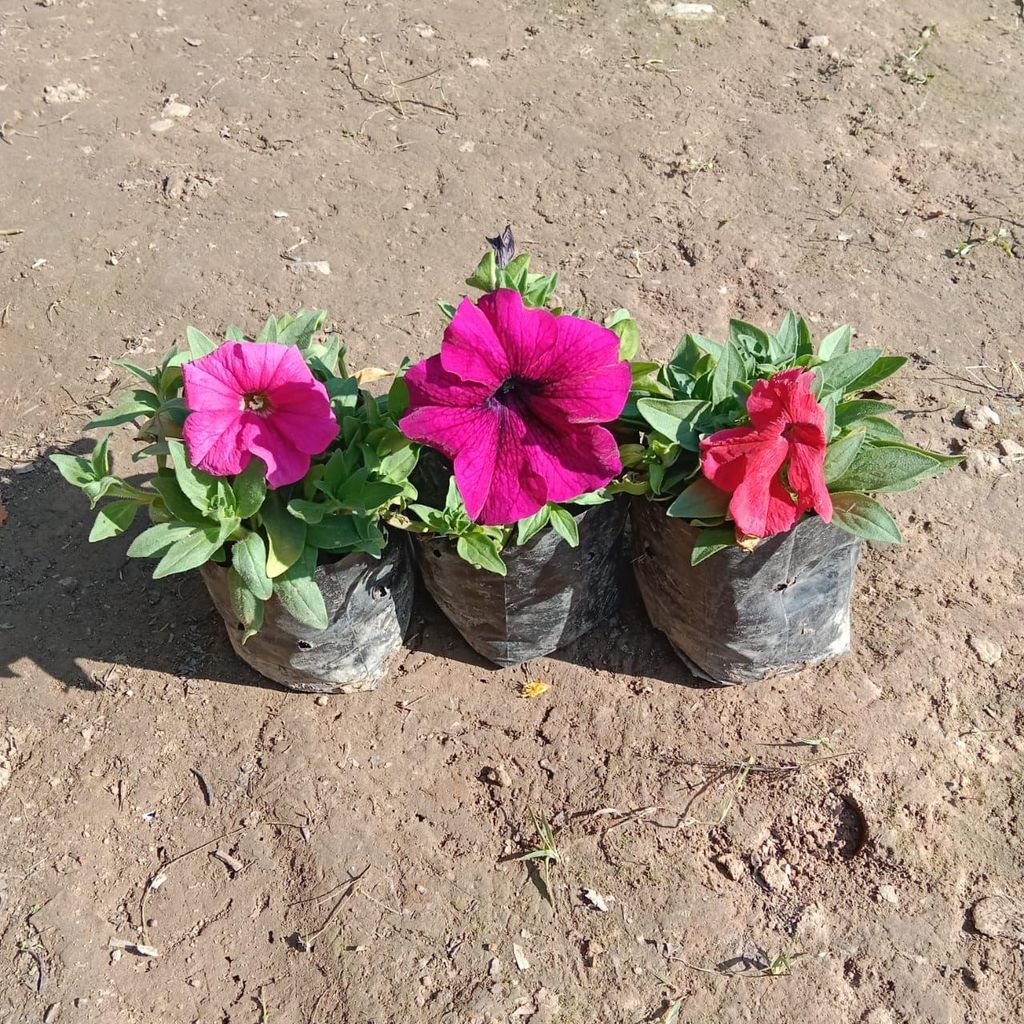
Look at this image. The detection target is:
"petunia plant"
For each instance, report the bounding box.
[52,311,418,634]
[393,228,635,574]
[626,312,961,563]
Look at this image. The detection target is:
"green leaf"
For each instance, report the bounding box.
[690,525,736,565]
[151,473,209,523]
[241,599,264,643]
[224,325,246,341]
[820,392,838,442]
[273,547,329,629]
[835,399,896,427]
[846,355,908,392]
[88,500,140,541]
[286,499,327,524]
[261,490,307,577]
[232,458,267,519]
[729,319,773,361]
[112,360,159,387]
[230,530,273,600]
[387,376,410,421]
[90,436,112,478]
[152,526,222,578]
[829,491,902,543]
[861,416,905,442]
[829,442,959,494]
[823,429,866,483]
[636,398,709,449]
[466,250,498,292]
[51,453,97,489]
[515,507,550,545]
[81,476,123,507]
[711,339,745,405]
[691,333,724,358]
[548,506,580,547]
[773,310,800,362]
[166,438,218,514]
[186,326,217,359]
[503,253,531,291]
[87,389,160,428]
[227,567,261,627]
[606,309,639,360]
[255,315,279,343]
[817,325,852,361]
[667,477,730,520]
[437,300,457,322]
[127,521,199,558]
[456,532,507,575]
[813,348,882,396]
[277,309,326,347]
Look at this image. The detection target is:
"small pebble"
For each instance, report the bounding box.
[803,35,830,48]
[875,884,899,907]
[714,852,745,881]
[961,405,1000,431]
[997,438,1024,458]
[314,694,329,706]
[758,860,790,892]
[968,635,1002,667]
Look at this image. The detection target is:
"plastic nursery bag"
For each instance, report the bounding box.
[631,499,861,685]
[202,533,413,694]
[416,499,628,667]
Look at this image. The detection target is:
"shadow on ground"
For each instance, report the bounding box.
[0,441,706,692]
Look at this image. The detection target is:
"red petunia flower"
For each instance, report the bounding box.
[700,368,833,538]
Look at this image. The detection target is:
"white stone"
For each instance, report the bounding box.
[968,635,1002,667]
[804,35,830,48]
[649,2,716,19]
[162,99,191,119]
[961,405,1000,431]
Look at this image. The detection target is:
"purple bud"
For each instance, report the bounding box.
[486,225,515,269]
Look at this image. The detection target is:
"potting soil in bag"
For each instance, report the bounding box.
[631,498,861,685]
[202,533,413,694]
[416,499,627,667]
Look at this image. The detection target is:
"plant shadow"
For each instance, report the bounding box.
[0,440,270,692]
[1,441,710,693]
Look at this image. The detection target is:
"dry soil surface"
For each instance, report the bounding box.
[1,2,1023,1023]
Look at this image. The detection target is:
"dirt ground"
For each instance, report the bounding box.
[2,1,1023,1022]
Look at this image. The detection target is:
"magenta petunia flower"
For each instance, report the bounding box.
[400,289,631,525]
[700,368,833,538]
[182,341,338,488]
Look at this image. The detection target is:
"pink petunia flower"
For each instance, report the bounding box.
[700,368,833,538]
[400,289,631,525]
[182,341,338,488]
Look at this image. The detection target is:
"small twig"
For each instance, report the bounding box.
[293,866,370,950]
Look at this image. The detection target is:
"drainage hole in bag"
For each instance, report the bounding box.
[372,584,389,599]
[774,578,797,592]
[297,640,314,650]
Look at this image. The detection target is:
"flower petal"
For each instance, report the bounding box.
[747,368,822,430]
[182,409,253,477]
[525,421,622,505]
[404,354,494,410]
[476,289,559,379]
[247,414,313,488]
[475,405,548,525]
[451,412,500,521]
[787,423,833,522]
[726,434,793,537]
[532,360,632,424]
[438,296,508,386]
[542,310,624,382]
[700,425,780,493]
[262,380,338,455]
